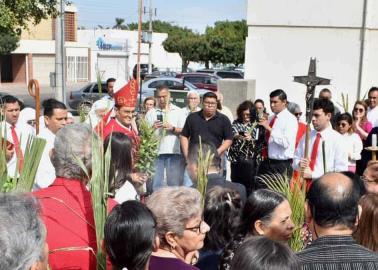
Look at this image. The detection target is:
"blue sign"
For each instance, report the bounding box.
[96,37,125,51]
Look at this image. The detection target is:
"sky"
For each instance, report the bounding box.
[72,0,247,33]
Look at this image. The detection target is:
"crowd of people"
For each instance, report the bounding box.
[0,77,378,270]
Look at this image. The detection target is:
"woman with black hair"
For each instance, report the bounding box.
[228,100,265,195]
[104,132,147,202]
[196,187,243,270]
[104,200,157,270]
[230,236,300,270]
[220,189,294,270]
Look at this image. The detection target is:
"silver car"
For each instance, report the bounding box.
[140,77,210,108]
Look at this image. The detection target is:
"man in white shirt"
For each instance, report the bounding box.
[257,89,298,185]
[34,99,68,189]
[145,85,186,191]
[1,95,35,177]
[293,98,348,180]
[367,87,378,128]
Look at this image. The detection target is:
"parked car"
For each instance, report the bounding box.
[196,69,244,79]
[144,71,177,82]
[176,73,219,92]
[133,64,158,80]
[68,82,108,111]
[141,77,210,108]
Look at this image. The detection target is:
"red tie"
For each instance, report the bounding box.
[309,132,321,171]
[263,115,277,158]
[11,125,24,172]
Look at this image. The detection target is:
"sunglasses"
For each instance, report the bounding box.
[295,112,302,117]
[27,120,36,125]
[337,122,347,128]
[354,108,364,113]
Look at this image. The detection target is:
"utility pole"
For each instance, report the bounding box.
[137,0,143,110]
[144,0,156,73]
[55,0,66,104]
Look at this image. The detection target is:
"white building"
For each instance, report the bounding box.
[77,29,182,82]
[245,0,378,111]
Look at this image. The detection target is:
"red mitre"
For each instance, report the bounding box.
[113,79,139,108]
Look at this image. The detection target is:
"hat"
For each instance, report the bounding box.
[113,79,139,108]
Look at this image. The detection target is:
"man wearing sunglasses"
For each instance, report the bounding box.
[293,99,348,180]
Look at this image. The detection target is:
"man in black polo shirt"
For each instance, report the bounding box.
[180,92,233,160]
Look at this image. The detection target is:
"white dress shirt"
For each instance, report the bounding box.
[293,124,348,179]
[342,132,363,167]
[268,108,298,160]
[367,106,378,128]
[145,104,185,155]
[1,121,35,177]
[34,127,56,189]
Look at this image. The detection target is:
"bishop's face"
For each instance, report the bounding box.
[115,106,136,127]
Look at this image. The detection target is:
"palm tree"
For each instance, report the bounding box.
[113,18,126,29]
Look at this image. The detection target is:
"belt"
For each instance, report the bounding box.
[268,158,293,164]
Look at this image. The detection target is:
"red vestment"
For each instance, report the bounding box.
[33,178,117,270]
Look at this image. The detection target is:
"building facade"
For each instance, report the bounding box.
[245,0,378,111]
[0,5,90,85]
[77,29,182,82]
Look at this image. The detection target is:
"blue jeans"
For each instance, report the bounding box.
[152,154,185,191]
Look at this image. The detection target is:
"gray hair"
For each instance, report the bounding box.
[146,187,202,247]
[52,123,92,180]
[187,90,200,99]
[0,193,46,270]
[287,102,301,116]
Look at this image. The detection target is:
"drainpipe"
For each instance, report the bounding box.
[357,0,368,100]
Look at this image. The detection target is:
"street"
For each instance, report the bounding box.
[0,82,88,113]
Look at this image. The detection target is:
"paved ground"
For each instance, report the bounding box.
[0,82,88,112]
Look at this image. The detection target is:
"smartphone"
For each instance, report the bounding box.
[157,114,163,122]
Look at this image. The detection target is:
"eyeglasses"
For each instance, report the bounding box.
[361,175,378,184]
[203,101,217,106]
[354,108,364,113]
[295,112,302,117]
[185,220,207,234]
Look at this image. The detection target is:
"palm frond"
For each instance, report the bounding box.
[196,137,214,206]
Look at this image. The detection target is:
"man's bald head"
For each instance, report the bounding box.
[306,172,363,230]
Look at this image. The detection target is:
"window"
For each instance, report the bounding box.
[92,83,108,93]
[185,76,203,84]
[66,56,88,82]
[216,71,243,79]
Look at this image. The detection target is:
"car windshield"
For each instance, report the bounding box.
[183,80,198,89]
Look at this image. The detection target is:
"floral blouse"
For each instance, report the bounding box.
[228,120,265,163]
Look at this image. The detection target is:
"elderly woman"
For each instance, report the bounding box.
[147,186,210,270]
[0,193,48,270]
[33,124,97,270]
[287,102,306,149]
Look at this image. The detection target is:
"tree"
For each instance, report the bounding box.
[205,20,247,66]
[113,18,128,30]
[163,28,204,72]
[0,0,58,54]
